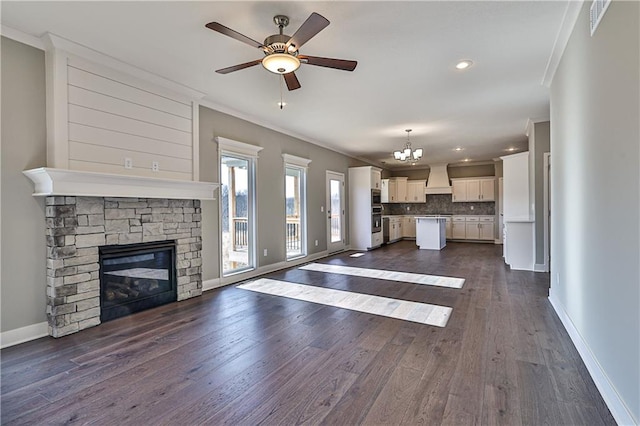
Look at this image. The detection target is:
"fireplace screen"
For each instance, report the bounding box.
[99,241,177,322]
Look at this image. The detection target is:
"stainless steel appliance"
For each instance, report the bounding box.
[371,189,381,205]
[382,217,390,243]
[372,206,382,233]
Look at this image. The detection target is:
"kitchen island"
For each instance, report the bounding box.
[415,216,447,250]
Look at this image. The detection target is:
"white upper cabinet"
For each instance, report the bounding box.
[384,177,408,203]
[371,169,382,190]
[452,180,468,202]
[406,180,426,203]
[451,177,495,202]
[381,179,389,203]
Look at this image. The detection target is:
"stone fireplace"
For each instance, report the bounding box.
[45,196,202,337]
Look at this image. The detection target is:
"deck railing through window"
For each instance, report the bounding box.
[286,217,301,254]
[233,217,248,251]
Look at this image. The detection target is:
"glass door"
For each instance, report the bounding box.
[326,171,346,253]
[220,154,254,275]
[285,165,306,260]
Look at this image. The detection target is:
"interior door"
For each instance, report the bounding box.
[326,171,346,253]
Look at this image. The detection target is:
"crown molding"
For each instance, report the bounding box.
[542,0,585,87]
[198,98,379,168]
[1,25,45,50]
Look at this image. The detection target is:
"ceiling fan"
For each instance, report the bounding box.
[205,12,357,91]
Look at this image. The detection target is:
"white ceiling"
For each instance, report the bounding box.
[1,1,567,170]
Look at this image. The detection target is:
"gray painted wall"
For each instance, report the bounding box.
[528,121,550,265]
[1,37,47,332]
[198,106,364,282]
[550,1,639,422]
[387,163,495,180]
[0,37,366,334]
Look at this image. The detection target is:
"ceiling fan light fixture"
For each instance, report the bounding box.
[262,53,300,74]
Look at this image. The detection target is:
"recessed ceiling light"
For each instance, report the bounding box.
[454,147,464,151]
[455,60,473,70]
[506,147,517,152]
[462,158,471,162]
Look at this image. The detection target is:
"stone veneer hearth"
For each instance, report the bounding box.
[45,196,202,337]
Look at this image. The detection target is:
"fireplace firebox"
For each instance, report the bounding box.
[99,241,177,322]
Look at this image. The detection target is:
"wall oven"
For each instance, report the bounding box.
[371,189,381,206]
[372,205,382,233]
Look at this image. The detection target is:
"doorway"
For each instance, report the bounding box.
[326,171,346,253]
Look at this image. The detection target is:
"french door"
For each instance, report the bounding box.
[326,171,346,253]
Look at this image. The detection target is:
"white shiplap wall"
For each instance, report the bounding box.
[47,50,198,181]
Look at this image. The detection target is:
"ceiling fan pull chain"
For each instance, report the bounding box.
[279,75,284,109]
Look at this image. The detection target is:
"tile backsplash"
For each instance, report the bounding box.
[383,194,495,216]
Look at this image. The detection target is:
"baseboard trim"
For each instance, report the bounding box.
[1,322,48,349]
[548,291,637,426]
[203,250,330,292]
[534,263,549,272]
[494,239,503,245]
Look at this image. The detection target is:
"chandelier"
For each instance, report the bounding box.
[393,129,423,163]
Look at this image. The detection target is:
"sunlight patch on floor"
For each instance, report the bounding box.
[237,278,452,327]
[299,263,465,289]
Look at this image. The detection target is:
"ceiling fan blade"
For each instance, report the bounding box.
[298,55,358,71]
[205,22,267,51]
[285,12,329,50]
[215,59,263,74]
[283,72,301,91]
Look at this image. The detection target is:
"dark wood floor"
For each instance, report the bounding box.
[1,242,614,425]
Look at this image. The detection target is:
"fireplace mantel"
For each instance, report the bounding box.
[23,168,218,200]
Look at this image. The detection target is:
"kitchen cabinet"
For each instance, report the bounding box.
[451,178,495,202]
[479,217,495,240]
[371,169,382,190]
[383,177,408,203]
[415,217,446,250]
[406,180,426,203]
[450,216,495,240]
[348,166,383,250]
[465,217,480,239]
[452,217,466,239]
[501,151,534,270]
[445,217,452,239]
[402,216,416,238]
[381,179,389,203]
[387,216,403,242]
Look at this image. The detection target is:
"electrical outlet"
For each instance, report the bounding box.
[315,240,318,246]
[321,206,324,212]
[152,161,159,172]
[124,158,133,169]
[263,249,268,257]
[470,205,474,210]
[406,206,410,211]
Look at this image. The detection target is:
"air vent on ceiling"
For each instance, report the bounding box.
[590,0,612,36]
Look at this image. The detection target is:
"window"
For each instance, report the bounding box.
[283,154,310,260]
[217,137,262,277]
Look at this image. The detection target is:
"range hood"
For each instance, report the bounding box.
[425,164,453,194]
